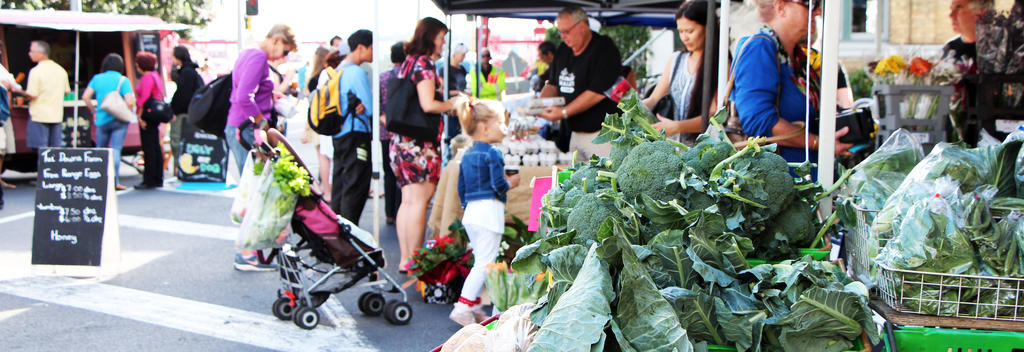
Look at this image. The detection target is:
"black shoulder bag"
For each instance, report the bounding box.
[651,51,685,119]
[385,57,441,142]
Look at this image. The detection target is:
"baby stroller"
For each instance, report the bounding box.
[253,129,411,329]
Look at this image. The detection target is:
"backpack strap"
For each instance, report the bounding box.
[724,34,800,148]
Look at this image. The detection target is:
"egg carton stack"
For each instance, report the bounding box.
[498,135,572,168]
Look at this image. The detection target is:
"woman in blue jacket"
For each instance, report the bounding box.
[730,0,853,164]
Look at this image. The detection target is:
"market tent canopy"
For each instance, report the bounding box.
[430,0,681,27]
[0,9,187,32]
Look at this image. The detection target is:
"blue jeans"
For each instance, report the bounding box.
[95,120,129,184]
[224,123,255,173]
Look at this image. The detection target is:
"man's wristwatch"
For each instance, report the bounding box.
[561,108,568,120]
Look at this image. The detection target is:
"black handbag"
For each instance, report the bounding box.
[651,52,685,119]
[142,97,173,123]
[385,58,441,142]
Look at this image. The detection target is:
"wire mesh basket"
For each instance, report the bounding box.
[877,263,1024,321]
[843,201,882,287]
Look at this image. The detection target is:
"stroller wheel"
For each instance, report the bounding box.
[384,300,413,325]
[272,297,295,320]
[358,292,385,316]
[292,306,320,330]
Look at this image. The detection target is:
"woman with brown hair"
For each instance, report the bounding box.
[390,17,457,273]
[133,51,164,189]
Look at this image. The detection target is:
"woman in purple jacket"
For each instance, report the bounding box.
[227,24,297,271]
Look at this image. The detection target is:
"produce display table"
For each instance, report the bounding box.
[870,300,1024,332]
[428,163,559,237]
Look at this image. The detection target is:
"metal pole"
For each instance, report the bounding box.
[73,31,80,148]
[717,0,731,106]
[237,0,245,53]
[371,0,382,244]
[818,0,841,214]
[474,16,481,98]
[700,0,716,131]
[442,15,452,164]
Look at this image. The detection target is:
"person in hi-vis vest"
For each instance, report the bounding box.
[468,48,505,100]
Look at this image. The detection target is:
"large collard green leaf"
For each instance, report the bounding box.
[685,213,752,287]
[511,231,576,274]
[714,298,767,352]
[661,287,726,346]
[645,230,696,288]
[614,237,694,352]
[529,244,588,327]
[772,282,878,352]
[528,244,615,352]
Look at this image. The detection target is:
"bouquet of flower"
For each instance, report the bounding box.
[410,222,473,284]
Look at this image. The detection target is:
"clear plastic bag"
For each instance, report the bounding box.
[236,157,294,250]
[230,152,262,224]
[841,129,924,212]
[875,177,977,275]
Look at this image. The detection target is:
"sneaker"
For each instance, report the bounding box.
[471,307,490,323]
[449,303,476,326]
[233,253,277,271]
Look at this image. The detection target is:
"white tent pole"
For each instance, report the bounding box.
[73,30,80,148]
[716,0,731,106]
[237,0,244,52]
[442,15,452,164]
[371,0,382,245]
[817,0,841,214]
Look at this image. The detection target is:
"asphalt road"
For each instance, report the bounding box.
[0,115,464,351]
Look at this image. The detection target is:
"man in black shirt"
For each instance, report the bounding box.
[538,6,622,160]
[943,0,992,62]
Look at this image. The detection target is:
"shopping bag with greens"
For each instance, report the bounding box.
[236,144,310,250]
[230,151,262,224]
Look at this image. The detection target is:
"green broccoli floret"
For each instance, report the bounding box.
[682,135,735,178]
[610,145,630,171]
[563,188,586,208]
[567,193,620,245]
[617,140,686,203]
[709,140,795,234]
[763,198,818,249]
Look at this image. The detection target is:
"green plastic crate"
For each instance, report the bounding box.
[746,248,830,266]
[883,326,1024,352]
[707,337,864,351]
[557,170,572,184]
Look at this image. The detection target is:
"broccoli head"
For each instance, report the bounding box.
[617,140,686,203]
[763,198,818,249]
[563,188,586,208]
[566,193,620,245]
[610,145,630,171]
[708,141,795,234]
[682,136,735,178]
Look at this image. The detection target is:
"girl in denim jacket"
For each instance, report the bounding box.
[450,96,521,325]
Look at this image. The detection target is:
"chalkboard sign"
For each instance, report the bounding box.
[177,122,229,183]
[32,148,119,273]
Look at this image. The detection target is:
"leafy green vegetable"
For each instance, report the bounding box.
[772,283,875,352]
[661,287,726,346]
[528,245,615,352]
[614,236,694,352]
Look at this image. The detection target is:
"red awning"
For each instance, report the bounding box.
[0,9,187,32]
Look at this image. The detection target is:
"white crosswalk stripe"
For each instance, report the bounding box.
[0,275,373,351]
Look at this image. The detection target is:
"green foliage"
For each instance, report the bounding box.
[847,68,872,100]
[272,144,311,197]
[3,0,211,30]
[600,25,651,79]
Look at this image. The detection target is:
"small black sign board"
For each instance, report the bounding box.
[32,148,113,268]
[177,122,229,183]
